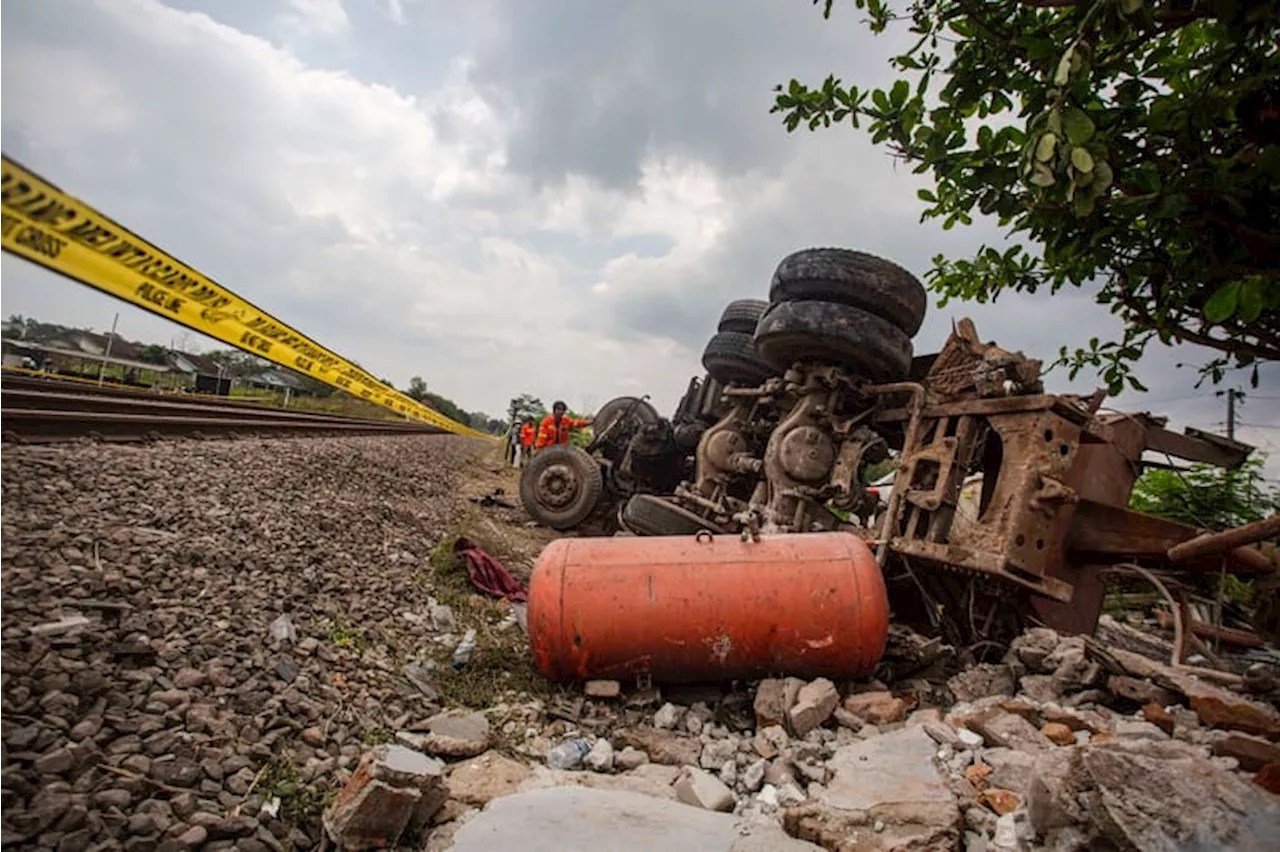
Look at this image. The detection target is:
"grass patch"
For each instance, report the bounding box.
[324,618,367,654]
[360,727,394,746]
[418,510,551,710]
[262,761,332,826]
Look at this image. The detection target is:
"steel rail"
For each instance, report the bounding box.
[1,378,447,443]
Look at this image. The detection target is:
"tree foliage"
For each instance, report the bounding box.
[773,0,1280,393]
[205,348,272,377]
[507,394,546,424]
[407,376,429,402]
[1130,456,1280,529]
[137,344,169,365]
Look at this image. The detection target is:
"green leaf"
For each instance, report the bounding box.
[1062,108,1094,145]
[1047,110,1062,136]
[1203,283,1240,324]
[1054,49,1074,86]
[1030,163,1056,187]
[1093,161,1114,193]
[1071,147,1095,173]
[891,79,909,108]
[1238,281,1264,323]
[917,188,938,203]
[1121,0,1143,13]
[1035,132,1057,162]
[1072,192,1095,217]
[873,89,890,112]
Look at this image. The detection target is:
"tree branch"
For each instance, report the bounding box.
[1117,287,1280,363]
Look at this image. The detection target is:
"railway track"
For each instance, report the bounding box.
[0,374,447,443]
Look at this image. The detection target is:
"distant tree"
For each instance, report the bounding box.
[137,344,169,365]
[407,376,429,402]
[204,349,270,377]
[772,0,1280,393]
[507,393,546,424]
[1131,457,1279,530]
[421,391,469,425]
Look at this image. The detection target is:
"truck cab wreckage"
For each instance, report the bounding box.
[521,248,1278,684]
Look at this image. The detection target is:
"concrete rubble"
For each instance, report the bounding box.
[325,615,1280,850]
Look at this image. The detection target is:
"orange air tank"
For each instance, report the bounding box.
[528,532,889,683]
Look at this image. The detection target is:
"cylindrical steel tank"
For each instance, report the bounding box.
[528,531,889,683]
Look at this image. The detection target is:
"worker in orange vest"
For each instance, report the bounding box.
[534,401,592,450]
[518,417,537,467]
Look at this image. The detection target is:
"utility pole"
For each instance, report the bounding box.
[1218,388,1245,440]
[98,312,119,386]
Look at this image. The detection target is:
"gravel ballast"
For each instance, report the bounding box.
[1,433,483,850]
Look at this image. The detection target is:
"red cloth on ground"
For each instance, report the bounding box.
[453,537,528,602]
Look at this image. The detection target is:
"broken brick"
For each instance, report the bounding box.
[1041,722,1075,747]
[980,788,1022,816]
[966,763,993,791]
[1191,696,1280,740]
[1254,763,1280,795]
[787,678,839,737]
[753,679,789,730]
[323,744,446,850]
[977,713,1054,752]
[1142,703,1175,736]
[1212,734,1280,773]
[842,691,907,725]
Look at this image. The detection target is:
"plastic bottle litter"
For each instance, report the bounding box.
[451,628,477,670]
[546,738,590,770]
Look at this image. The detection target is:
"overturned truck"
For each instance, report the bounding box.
[521,248,1277,675]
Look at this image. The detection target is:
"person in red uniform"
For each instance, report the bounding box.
[518,417,537,467]
[534,401,592,450]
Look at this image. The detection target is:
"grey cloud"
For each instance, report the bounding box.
[467,0,903,189]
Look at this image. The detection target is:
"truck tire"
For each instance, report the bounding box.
[702,331,776,387]
[593,396,660,440]
[754,300,913,382]
[717,299,768,335]
[770,248,928,336]
[621,494,724,536]
[520,445,604,530]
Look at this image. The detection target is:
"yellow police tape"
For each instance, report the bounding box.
[0,155,485,437]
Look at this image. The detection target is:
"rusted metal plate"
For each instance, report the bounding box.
[1067,501,1276,575]
[1146,425,1253,468]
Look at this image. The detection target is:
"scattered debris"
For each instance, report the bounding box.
[322,744,447,850]
[453,536,527,602]
[398,711,491,758]
[675,767,736,812]
[469,487,516,509]
[584,679,622,699]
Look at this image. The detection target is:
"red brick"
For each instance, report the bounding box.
[1212,734,1280,773]
[1253,762,1280,794]
[1142,703,1175,736]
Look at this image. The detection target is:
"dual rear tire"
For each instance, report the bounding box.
[701,249,927,386]
[755,248,926,381]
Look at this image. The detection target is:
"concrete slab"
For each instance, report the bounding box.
[783,726,960,850]
[444,786,823,852]
[822,725,953,812]
[443,787,738,852]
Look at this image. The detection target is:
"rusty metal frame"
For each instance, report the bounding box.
[877,394,1082,602]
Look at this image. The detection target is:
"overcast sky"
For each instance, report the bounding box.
[2,0,1276,472]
